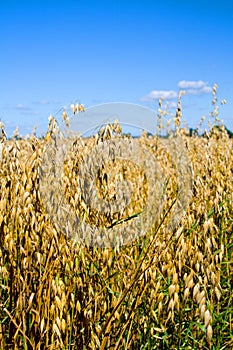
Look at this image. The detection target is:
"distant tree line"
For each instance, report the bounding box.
[189,125,233,138]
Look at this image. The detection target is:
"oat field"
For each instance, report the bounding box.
[0,117,232,349]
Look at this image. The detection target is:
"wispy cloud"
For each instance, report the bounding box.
[166,101,177,109]
[142,80,212,102]
[178,80,212,95]
[15,104,38,115]
[34,100,50,105]
[33,99,61,105]
[141,90,177,102]
[178,80,206,89]
[15,104,31,111]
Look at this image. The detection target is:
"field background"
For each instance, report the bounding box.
[0,123,232,349]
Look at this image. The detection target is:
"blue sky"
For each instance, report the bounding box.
[1,0,233,136]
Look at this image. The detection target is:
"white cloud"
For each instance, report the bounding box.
[33,99,61,105]
[15,104,38,115]
[201,86,212,93]
[141,90,177,102]
[38,100,50,105]
[24,110,39,115]
[178,80,207,89]
[15,104,31,111]
[166,101,177,109]
[178,80,212,95]
[141,80,212,103]
[32,100,51,105]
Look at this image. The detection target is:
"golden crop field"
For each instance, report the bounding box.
[0,116,232,349]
